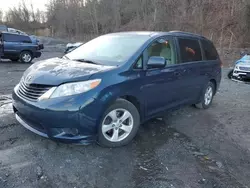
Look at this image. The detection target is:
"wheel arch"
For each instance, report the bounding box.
[20,50,33,56]
[209,79,217,94]
[120,95,142,118]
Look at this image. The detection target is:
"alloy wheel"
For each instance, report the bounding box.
[101,108,134,142]
[22,53,32,63]
[204,86,213,105]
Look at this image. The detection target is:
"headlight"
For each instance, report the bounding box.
[39,79,101,100]
[235,65,239,70]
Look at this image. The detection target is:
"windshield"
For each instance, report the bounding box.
[65,34,150,66]
[241,55,250,61]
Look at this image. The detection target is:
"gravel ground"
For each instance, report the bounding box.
[0,51,250,188]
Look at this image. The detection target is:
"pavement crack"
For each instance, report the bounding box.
[0,123,18,129]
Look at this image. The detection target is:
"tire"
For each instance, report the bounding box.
[20,51,33,63]
[97,98,140,147]
[227,69,233,79]
[10,58,19,62]
[195,81,215,109]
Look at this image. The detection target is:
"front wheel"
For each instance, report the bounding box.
[20,51,33,63]
[98,99,140,147]
[195,82,215,109]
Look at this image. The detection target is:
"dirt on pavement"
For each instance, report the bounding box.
[0,50,250,188]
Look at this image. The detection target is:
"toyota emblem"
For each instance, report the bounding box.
[25,75,33,84]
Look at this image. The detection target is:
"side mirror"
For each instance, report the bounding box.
[147,56,166,69]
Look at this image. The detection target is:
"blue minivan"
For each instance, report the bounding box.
[12,31,221,147]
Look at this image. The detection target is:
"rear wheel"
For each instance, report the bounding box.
[195,81,215,109]
[20,51,33,63]
[98,99,140,147]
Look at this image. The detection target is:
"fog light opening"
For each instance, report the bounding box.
[52,128,79,137]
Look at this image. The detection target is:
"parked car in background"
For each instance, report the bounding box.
[64,42,83,54]
[0,25,8,32]
[8,28,27,35]
[30,35,44,50]
[0,32,43,63]
[13,31,221,147]
[231,54,250,81]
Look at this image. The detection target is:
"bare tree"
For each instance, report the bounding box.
[2,0,249,48]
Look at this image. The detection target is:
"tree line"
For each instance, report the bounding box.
[1,0,250,48]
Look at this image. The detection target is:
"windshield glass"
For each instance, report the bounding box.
[65,34,150,66]
[242,55,250,61]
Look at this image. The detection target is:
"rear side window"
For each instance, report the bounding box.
[201,40,218,60]
[178,38,202,63]
[4,34,31,43]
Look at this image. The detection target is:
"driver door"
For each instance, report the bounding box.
[142,36,182,117]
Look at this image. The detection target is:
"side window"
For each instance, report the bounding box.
[147,38,176,66]
[201,40,218,60]
[3,34,31,43]
[178,38,202,63]
[134,56,143,69]
[20,36,32,43]
[3,34,13,42]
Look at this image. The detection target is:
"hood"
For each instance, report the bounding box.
[23,57,114,85]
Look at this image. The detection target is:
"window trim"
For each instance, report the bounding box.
[176,37,203,64]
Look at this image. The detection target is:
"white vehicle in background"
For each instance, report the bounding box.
[8,28,27,35]
[232,55,250,81]
[64,42,83,54]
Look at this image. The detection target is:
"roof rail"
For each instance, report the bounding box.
[169,30,205,38]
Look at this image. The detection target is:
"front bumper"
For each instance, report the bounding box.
[34,51,42,58]
[38,44,44,50]
[12,89,102,144]
[233,70,250,79]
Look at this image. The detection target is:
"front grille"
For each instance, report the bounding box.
[17,82,52,101]
[239,66,250,72]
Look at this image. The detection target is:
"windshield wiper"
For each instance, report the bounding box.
[74,59,100,65]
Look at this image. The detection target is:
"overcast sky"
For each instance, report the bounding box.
[1,0,48,12]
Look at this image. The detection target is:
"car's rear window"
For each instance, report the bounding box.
[178,38,202,63]
[4,34,31,43]
[201,40,218,60]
